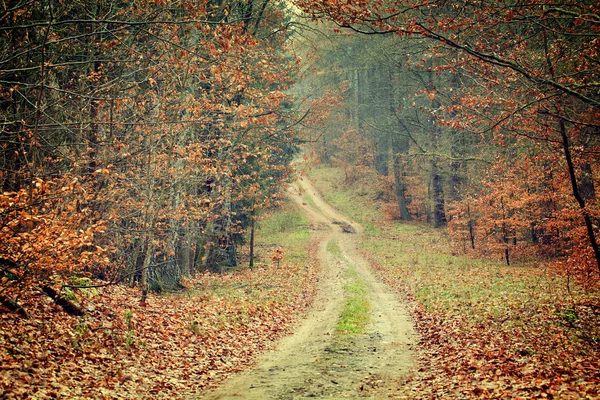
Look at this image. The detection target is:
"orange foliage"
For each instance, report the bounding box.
[448,146,600,280]
[0,0,301,293]
[1,177,110,294]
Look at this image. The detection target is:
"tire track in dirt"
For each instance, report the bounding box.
[198,177,415,399]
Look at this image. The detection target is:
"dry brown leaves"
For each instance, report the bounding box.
[0,260,317,399]
[365,250,600,399]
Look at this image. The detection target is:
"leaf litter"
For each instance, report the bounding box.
[0,260,318,399]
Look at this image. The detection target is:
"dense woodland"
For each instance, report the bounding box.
[297,0,600,279]
[2,0,599,310]
[1,0,301,303]
[1,0,599,397]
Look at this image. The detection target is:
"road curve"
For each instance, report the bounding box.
[198,176,415,399]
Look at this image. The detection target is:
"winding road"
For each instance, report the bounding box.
[200,177,415,399]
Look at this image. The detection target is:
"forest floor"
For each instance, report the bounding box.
[200,176,416,399]
[306,165,600,399]
[1,190,320,398]
[2,166,599,399]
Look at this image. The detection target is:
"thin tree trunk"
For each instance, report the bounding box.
[129,242,140,287]
[542,26,600,274]
[431,164,447,228]
[467,202,475,249]
[500,197,510,266]
[357,68,366,138]
[579,162,596,200]
[388,67,410,220]
[140,128,156,300]
[140,229,153,304]
[559,120,600,274]
[428,68,446,228]
[374,67,389,176]
[252,0,270,35]
[391,135,411,220]
[530,223,538,244]
[426,180,432,224]
[249,216,256,269]
[30,3,53,199]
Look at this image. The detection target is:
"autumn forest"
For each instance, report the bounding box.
[1,0,599,398]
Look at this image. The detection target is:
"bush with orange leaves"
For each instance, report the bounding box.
[0,176,111,297]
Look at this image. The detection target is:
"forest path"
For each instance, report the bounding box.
[199,176,415,399]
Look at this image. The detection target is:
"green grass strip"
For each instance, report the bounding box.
[337,264,370,335]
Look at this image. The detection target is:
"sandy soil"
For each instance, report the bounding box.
[198,177,415,399]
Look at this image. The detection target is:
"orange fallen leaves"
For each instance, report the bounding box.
[364,241,600,399]
[0,259,318,398]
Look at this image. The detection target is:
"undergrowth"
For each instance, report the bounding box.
[0,200,317,399]
[255,200,311,265]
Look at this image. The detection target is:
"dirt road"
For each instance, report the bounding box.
[200,177,415,399]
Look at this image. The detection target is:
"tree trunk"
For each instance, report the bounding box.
[391,135,411,220]
[579,162,596,200]
[42,286,84,316]
[176,227,192,278]
[249,216,256,269]
[426,180,432,224]
[357,68,366,138]
[428,68,446,227]
[140,227,154,303]
[467,202,475,249]
[375,139,389,176]
[431,163,447,228]
[0,295,28,318]
[542,24,600,274]
[530,223,538,245]
[448,72,464,202]
[500,197,510,266]
[387,67,410,219]
[559,119,600,274]
[373,67,389,176]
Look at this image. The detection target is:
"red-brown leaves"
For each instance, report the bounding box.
[363,226,600,399]
[0,177,110,295]
[0,260,318,398]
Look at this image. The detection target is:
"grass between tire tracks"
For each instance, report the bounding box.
[327,240,371,335]
[307,165,600,399]
[337,265,370,335]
